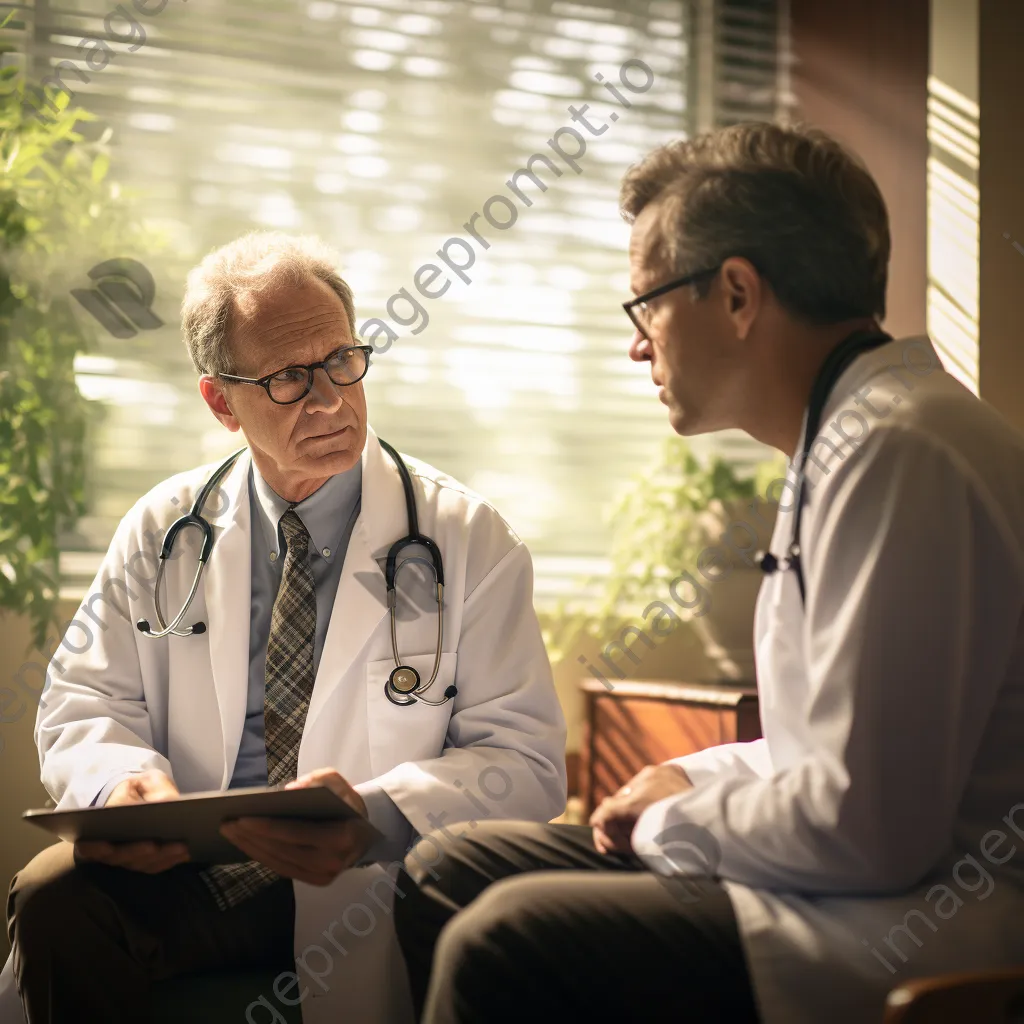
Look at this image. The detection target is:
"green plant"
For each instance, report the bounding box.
[543,435,785,664]
[0,27,152,651]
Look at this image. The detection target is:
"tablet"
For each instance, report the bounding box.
[23,785,383,864]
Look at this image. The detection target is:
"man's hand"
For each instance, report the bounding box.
[75,769,190,873]
[589,763,693,855]
[220,768,374,887]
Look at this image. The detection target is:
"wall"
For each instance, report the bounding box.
[975,1,1024,431]
[925,0,1024,426]
[789,0,930,342]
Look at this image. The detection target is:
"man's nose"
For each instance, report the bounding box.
[304,367,345,411]
[629,328,652,363]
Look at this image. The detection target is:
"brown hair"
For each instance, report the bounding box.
[619,122,891,324]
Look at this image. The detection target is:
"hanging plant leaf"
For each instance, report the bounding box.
[0,69,154,652]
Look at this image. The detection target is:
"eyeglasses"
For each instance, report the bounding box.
[218,344,373,405]
[622,265,722,339]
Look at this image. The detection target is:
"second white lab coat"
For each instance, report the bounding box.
[0,426,567,1024]
[633,336,1024,1023]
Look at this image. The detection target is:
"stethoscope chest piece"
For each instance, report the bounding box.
[389,665,421,695]
[758,544,800,577]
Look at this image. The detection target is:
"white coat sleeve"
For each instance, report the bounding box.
[35,507,174,809]
[632,427,1024,894]
[665,738,773,786]
[368,541,568,834]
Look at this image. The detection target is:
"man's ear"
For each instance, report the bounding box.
[720,257,761,340]
[198,376,241,432]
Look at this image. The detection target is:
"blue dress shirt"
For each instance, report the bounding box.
[232,458,413,861]
[231,459,362,788]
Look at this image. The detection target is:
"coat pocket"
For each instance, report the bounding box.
[365,652,458,775]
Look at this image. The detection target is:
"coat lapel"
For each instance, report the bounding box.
[306,427,404,725]
[201,449,254,788]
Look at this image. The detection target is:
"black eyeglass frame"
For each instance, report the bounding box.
[217,344,374,405]
[623,264,722,338]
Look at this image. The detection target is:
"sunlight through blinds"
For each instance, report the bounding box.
[11,0,784,600]
[926,73,980,394]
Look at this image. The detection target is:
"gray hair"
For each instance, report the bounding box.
[619,121,890,324]
[180,231,357,375]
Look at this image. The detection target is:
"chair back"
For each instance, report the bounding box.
[884,969,1024,1023]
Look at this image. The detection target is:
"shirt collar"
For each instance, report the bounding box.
[249,458,363,562]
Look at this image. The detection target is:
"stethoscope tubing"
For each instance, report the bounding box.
[137,449,243,638]
[136,440,451,707]
[387,573,445,698]
[146,554,206,638]
[759,327,894,604]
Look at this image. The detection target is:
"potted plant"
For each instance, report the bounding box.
[544,435,785,683]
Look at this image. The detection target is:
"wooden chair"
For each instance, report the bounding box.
[884,968,1024,1023]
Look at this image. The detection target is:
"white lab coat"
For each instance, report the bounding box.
[633,336,1024,1023]
[0,425,567,1024]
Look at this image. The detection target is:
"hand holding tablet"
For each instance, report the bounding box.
[24,768,382,873]
[71,769,191,873]
[220,767,382,886]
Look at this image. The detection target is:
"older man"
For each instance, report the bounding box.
[4,232,567,1024]
[392,122,1024,1024]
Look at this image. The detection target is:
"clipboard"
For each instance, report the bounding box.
[22,784,383,864]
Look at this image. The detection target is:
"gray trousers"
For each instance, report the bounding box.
[393,821,761,1023]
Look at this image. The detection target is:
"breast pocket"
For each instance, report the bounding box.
[365,652,458,776]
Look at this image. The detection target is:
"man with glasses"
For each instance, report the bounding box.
[5,232,567,1024]
[391,122,1024,1024]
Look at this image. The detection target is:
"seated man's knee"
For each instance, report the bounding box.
[403,828,462,889]
[435,874,551,968]
[401,819,553,892]
[9,845,98,950]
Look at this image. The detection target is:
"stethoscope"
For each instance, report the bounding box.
[136,440,456,708]
[758,327,893,605]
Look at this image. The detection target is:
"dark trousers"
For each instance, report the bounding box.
[6,841,294,1024]
[393,821,761,1024]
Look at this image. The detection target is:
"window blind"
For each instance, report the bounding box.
[8,0,785,602]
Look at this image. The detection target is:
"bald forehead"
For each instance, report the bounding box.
[232,275,341,322]
[227,276,353,374]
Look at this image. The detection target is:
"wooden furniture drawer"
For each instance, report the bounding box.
[579,678,761,815]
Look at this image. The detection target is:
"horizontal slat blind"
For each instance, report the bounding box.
[9,0,782,598]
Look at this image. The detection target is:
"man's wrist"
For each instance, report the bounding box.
[93,770,144,808]
[353,783,414,864]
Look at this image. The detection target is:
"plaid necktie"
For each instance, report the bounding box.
[201,508,317,910]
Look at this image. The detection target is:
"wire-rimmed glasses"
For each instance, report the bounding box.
[622,265,722,339]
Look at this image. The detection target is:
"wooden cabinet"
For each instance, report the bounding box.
[578,678,761,815]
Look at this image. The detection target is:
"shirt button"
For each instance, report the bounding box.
[269,551,278,562]
[322,547,331,558]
